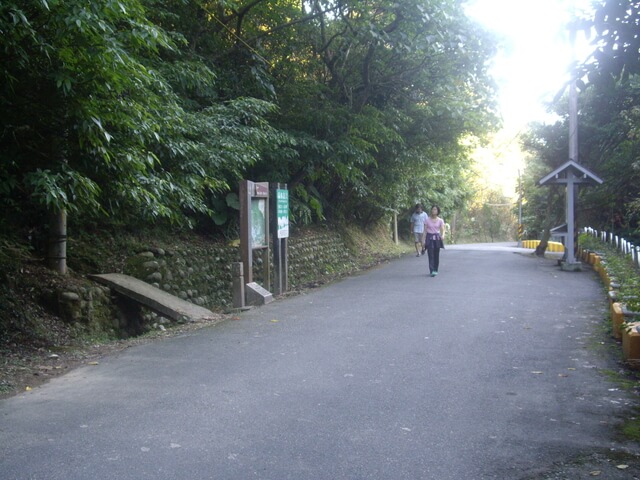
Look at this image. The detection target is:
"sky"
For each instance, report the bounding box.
[464,0,596,130]
[463,0,596,198]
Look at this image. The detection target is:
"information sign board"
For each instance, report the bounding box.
[251,198,267,248]
[276,189,289,239]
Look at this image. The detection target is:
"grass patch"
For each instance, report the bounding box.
[622,413,640,441]
[599,369,640,441]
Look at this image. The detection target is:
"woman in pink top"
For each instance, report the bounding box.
[424,205,445,277]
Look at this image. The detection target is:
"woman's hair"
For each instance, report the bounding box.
[430,205,441,215]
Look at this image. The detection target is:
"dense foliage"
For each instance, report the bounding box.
[519,0,640,242]
[1,0,498,245]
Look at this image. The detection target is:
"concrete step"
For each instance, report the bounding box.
[89,273,218,323]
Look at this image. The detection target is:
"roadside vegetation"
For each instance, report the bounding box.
[579,232,640,441]
[580,232,640,314]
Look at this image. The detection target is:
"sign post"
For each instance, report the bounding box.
[272,184,289,296]
[239,180,273,306]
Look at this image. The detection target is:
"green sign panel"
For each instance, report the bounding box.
[276,189,289,239]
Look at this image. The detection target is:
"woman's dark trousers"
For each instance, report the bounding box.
[427,244,440,273]
[425,234,441,273]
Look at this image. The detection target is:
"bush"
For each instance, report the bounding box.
[580,233,640,312]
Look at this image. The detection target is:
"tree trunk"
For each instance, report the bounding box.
[392,212,398,244]
[47,209,67,274]
[450,212,457,244]
[535,228,551,257]
[535,188,562,257]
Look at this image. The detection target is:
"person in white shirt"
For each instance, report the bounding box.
[409,203,428,257]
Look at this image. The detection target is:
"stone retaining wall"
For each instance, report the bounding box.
[56,228,362,337]
[123,229,357,310]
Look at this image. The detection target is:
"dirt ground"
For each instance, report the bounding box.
[527,450,640,479]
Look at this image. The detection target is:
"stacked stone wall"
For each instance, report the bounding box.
[54,228,360,337]
[122,229,356,311]
[123,245,238,310]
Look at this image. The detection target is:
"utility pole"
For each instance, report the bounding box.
[566,22,579,265]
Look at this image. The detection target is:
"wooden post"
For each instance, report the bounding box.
[47,209,67,274]
[232,262,245,308]
[392,212,399,245]
[258,183,271,293]
[271,183,287,296]
[239,180,252,284]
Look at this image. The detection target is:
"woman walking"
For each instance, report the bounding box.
[425,205,445,276]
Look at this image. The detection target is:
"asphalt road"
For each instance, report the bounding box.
[2,244,640,479]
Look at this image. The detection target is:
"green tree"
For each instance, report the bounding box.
[571,0,640,238]
[518,121,568,248]
[259,0,498,224]
[0,0,290,231]
[574,80,640,236]
[1,0,500,250]
[583,0,640,84]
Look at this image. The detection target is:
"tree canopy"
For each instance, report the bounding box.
[1,0,499,238]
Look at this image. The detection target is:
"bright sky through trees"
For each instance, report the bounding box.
[464,0,595,200]
[465,0,595,130]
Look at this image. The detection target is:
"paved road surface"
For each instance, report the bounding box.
[1,244,639,479]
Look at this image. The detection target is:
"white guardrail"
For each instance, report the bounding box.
[584,227,640,268]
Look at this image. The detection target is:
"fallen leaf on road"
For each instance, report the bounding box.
[617,465,629,470]
[270,319,279,323]
[589,471,601,476]
[25,386,32,391]
[531,371,544,375]
[558,374,568,377]
[87,361,99,365]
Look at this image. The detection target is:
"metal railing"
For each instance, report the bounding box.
[584,227,640,268]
